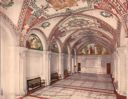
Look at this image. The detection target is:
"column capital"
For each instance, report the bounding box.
[17,47,28,58]
[116,46,127,54]
[19,47,28,52]
[116,46,126,50]
[59,52,65,55]
[43,50,52,55]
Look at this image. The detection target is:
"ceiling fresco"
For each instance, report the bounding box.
[28,12,119,53]
[29,0,92,17]
[47,0,77,10]
[71,36,114,53]
[69,31,114,46]
[18,0,127,33]
[51,15,117,43]
[58,15,97,32]
[27,0,128,18]
[0,0,14,9]
[1,0,128,53]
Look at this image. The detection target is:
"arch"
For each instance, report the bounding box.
[76,39,113,54]
[67,43,72,54]
[48,13,119,40]
[49,38,62,53]
[56,38,63,53]
[62,28,115,49]
[78,42,111,55]
[26,29,48,51]
[0,13,18,98]
[62,42,70,54]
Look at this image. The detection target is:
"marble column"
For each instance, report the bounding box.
[72,55,75,73]
[113,51,118,82]
[68,54,72,73]
[126,38,128,98]
[1,46,28,99]
[16,47,28,96]
[116,47,127,96]
[43,51,51,86]
[111,52,115,79]
[74,50,77,73]
[58,53,64,79]
[126,47,128,99]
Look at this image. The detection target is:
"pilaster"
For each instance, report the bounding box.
[58,53,64,79]
[18,47,28,96]
[68,54,72,73]
[43,51,51,86]
[116,46,127,96]
[125,38,128,99]
[72,55,75,73]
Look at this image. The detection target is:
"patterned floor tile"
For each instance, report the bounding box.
[23,73,116,99]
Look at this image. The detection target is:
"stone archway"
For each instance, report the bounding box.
[24,29,52,86]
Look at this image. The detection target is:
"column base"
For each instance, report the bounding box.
[59,74,64,79]
[2,93,17,99]
[115,90,127,99]
[116,93,126,99]
[45,79,51,86]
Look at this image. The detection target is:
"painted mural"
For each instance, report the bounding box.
[63,45,68,54]
[78,43,109,55]
[26,34,43,50]
[50,42,59,53]
[47,0,77,11]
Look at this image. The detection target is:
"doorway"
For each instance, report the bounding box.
[106,63,111,74]
[78,63,81,72]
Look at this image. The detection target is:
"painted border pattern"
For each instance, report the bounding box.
[0,11,18,33]
[17,0,30,31]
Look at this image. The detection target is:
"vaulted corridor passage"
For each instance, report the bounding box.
[1,0,128,98]
[23,73,116,99]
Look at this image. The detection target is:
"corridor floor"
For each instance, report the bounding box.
[23,73,116,99]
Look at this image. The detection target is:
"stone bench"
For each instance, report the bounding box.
[51,73,59,84]
[27,77,45,94]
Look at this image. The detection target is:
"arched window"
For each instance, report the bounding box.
[26,34,43,50]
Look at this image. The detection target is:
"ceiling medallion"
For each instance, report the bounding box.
[100,11,112,18]
[41,22,50,28]
[68,19,89,27]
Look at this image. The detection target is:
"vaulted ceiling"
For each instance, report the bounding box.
[0,0,128,54]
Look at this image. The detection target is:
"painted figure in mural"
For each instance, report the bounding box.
[26,34,43,50]
[51,42,59,53]
[47,0,77,10]
[80,43,109,55]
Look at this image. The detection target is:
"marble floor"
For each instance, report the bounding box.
[23,73,116,99]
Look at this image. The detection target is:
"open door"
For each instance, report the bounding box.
[107,63,111,74]
[78,63,81,72]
